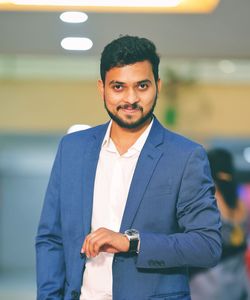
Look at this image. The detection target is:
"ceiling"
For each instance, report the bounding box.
[0,0,250,59]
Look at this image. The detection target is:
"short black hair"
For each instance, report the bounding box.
[207,148,238,209]
[100,35,160,83]
[207,148,234,179]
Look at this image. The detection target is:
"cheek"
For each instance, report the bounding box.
[144,94,156,106]
[104,98,118,112]
[105,91,123,106]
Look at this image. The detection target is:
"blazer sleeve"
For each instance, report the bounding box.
[35,139,65,300]
[136,145,222,269]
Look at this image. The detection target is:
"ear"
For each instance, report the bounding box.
[97,79,105,100]
[157,78,162,93]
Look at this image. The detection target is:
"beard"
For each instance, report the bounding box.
[104,93,157,129]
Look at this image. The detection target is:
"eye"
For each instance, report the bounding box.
[138,82,149,90]
[112,84,123,91]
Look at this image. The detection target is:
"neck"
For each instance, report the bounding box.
[110,118,151,155]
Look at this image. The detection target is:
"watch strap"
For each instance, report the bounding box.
[128,238,139,253]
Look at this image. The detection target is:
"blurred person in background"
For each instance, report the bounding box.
[36,35,221,300]
[190,148,250,300]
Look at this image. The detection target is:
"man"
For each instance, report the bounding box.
[36,35,221,300]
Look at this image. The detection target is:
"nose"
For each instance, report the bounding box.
[126,88,139,104]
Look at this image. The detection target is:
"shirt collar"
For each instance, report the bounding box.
[101,118,154,154]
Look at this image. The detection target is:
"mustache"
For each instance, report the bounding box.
[117,103,143,112]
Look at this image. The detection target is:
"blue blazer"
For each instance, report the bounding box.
[36,118,221,300]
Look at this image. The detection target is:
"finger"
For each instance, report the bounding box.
[85,229,112,257]
[83,228,119,257]
[85,233,94,258]
[81,237,87,253]
[85,231,103,258]
[90,231,122,255]
[83,232,95,258]
[88,231,108,257]
[80,236,88,258]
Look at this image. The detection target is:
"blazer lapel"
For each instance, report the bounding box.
[120,119,165,232]
[81,123,108,237]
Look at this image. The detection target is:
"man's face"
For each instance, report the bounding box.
[98,60,161,130]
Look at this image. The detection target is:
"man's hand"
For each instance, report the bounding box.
[81,228,129,258]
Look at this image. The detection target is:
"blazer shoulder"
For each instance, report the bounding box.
[61,122,108,146]
[154,117,200,147]
[160,125,206,157]
[166,129,201,148]
[148,118,205,157]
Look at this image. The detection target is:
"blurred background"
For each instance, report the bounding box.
[0,0,250,299]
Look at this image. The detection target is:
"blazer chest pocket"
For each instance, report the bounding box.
[149,292,191,300]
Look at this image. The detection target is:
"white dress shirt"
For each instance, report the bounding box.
[80,119,153,300]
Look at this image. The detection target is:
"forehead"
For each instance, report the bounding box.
[105,60,154,84]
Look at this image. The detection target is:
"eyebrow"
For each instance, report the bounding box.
[137,79,152,85]
[109,80,125,86]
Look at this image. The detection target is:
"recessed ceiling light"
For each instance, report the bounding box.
[60,11,88,23]
[61,37,93,51]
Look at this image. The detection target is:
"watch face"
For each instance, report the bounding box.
[125,229,139,237]
[124,229,139,253]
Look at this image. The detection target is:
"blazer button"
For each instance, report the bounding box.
[71,290,79,299]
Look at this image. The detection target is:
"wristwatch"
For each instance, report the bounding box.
[124,229,140,253]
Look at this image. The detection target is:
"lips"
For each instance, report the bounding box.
[122,108,140,114]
